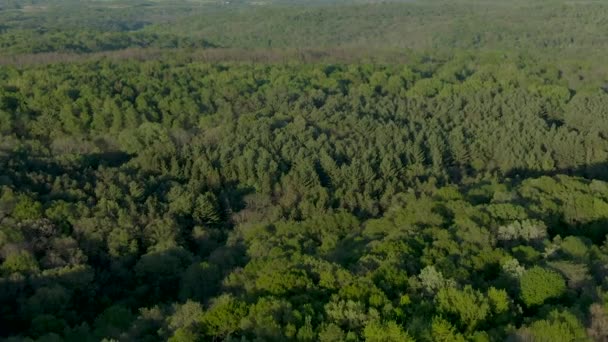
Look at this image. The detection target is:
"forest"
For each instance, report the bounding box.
[2,0,608,341]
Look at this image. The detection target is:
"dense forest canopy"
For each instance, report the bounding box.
[2,0,608,59]
[2,0,608,341]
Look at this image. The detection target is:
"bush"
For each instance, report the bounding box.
[519,267,566,307]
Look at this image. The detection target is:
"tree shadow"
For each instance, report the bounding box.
[506,162,608,183]
[0,264,98,338]
[0,148,132,195]
[0,147,258,339]
[325,234,370,267]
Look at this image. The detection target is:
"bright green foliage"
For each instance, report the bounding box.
[514,310,590,342]
[363,320,414,342]
[318,323,346,342]
[324,299,370,331]
[1,250,39,274]
[487,287,509,315]
[559,236,589,259]
[201,295,248,338]
[519,267,567,307]
[168,328,199,342]
[12,196,43,221]
[167,300,204,333]
[431,317,466,342]
[436,285,490,332]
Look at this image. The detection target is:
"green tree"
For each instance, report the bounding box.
[202,295,248,338]
[519,267,566,307]
[436,285,490,332]
[513,309,589,342]
[1,250,39,274]
[363,320,414,342]
[431,317,466,342]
